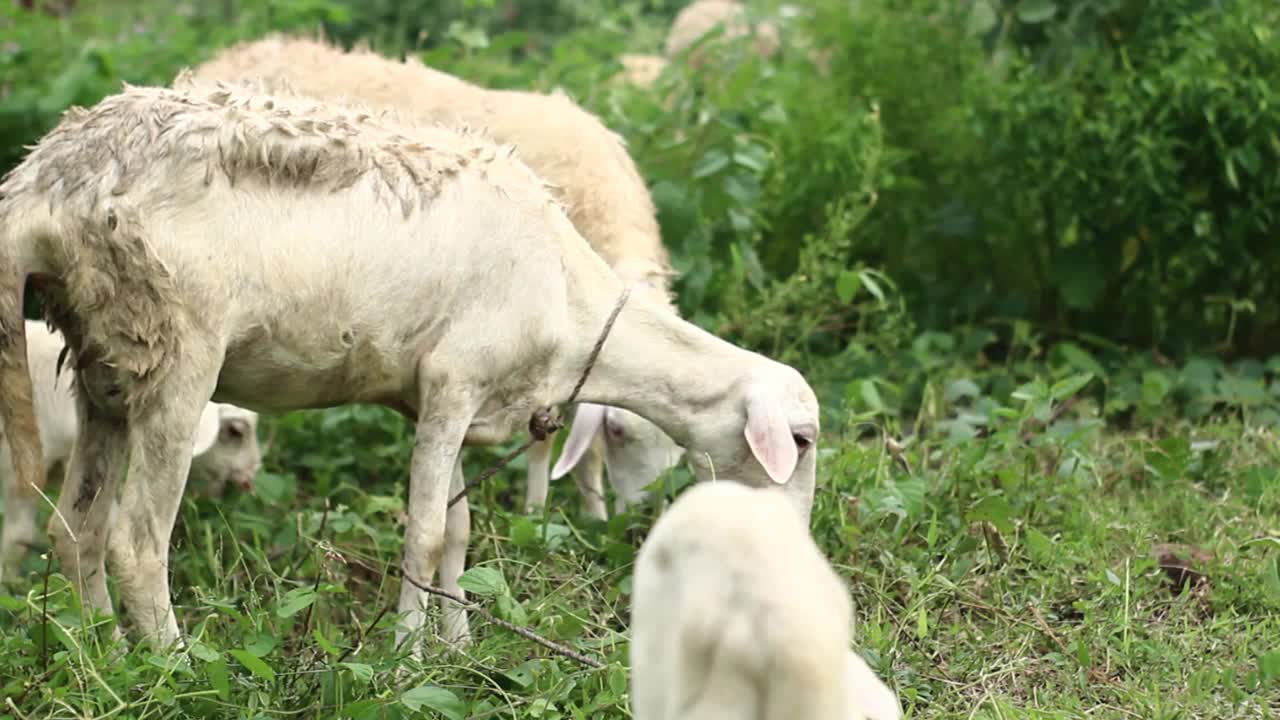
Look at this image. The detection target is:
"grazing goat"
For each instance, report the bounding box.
[552,401,685,513]
[665,0,781,66]
[0,321,261,584]
[189,34,685,523]
[631,481,901,720]
[0,80,820,655]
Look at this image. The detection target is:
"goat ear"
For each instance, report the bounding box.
[190,404,221,458]
[551,403,606,480]
[744,389,797,485]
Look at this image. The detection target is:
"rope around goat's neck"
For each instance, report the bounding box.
[447,287,632,508]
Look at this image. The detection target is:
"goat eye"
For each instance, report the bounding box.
[223,421,246,440]
[792,433,813,452]
[606,422,625,440]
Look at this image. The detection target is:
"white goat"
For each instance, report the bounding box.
[631,481,901,720]
[0,321,261,584]
[665,0,782,66]
[0,80,821,655]
[189,35,685,523]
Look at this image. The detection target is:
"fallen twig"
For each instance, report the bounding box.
[399,570,605,670]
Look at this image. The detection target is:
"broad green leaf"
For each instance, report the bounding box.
[458,566,508,597]
[496,593,528,625]
[313,627,342,657]
[229,649,276,683]
[608,664,628,697]
[401,685,466,719]
[1140,371,1172,407]
[944,378,982,403]
[510,515,538,548]
[504,660,541,688]
[1025,527,1054,564]
[277,587,318,618]
[206,655,229,696]
[836,270,861,303]
[859,270,886,303]
[1050,373,1094,402]
[188,641,221,663]
[1012,380,1049,403]
[341,662,374,682]
[733,144,770,173]
[343,700,385,720]
[966,495,1015,535]
[527,698,559,717]
[147,654,194,678]
[1017,0,1057,24]
[1056,343,1105,379]
[153,685,176,706]
[692,149,731,179]
[966,0,998,36]
[245,632,278,657]
[1145,436,1191,480]
[861,380,886,413]
[915,605,929,639]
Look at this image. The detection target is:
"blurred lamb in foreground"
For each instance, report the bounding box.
[631,481,901,720]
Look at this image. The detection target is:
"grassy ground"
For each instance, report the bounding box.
[2,387,1278,718]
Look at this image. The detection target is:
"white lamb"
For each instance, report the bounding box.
[0,80,821,655]
[189,34,685,523]
[631,481,901,720]
[0,321,261,584]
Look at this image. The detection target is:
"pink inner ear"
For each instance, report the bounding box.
[552,403,607,480]
[743,394,797,485]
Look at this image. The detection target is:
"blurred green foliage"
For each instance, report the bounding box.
[2,0,1279,372]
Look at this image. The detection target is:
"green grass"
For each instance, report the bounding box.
[2,386,1278,718]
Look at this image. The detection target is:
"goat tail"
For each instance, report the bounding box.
[0,219,45,497]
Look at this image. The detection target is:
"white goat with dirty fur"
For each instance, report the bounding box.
[189,34,685,522]
[0,80,821,655]
[0,321,261,584]
[631,481,901,720]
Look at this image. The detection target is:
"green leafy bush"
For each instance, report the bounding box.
[6,0,1280,361]
[965,0,1280,355]
[817,0,1280,355]
[0,1,358,171]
